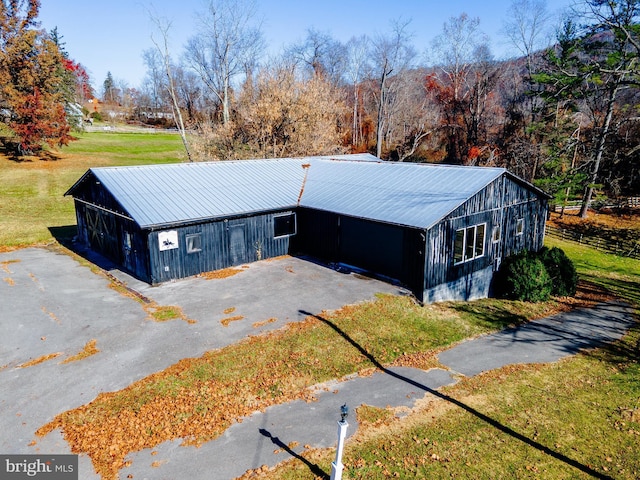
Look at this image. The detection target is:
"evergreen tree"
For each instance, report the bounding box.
[533,1,640,216]
[102,71,118,104]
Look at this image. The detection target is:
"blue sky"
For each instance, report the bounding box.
[38,0,575,92]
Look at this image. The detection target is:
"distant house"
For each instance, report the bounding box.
[65,154,549,303]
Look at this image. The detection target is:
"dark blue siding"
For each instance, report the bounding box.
[147,211,294,284]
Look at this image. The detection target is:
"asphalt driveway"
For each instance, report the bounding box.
[0,246,635,480]
[0,247,406,477]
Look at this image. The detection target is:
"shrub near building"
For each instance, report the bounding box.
[495,247,577,302]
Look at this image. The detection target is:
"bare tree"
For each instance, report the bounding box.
[185,0,263,125]
[502,0,552,76]
[570,0,639,217]
[429,13,493,164]
[432,13,487,103]
[344,35,370,147]
[388,69,438,161]
[149,13,192,161]
[370,20,416,158]
[286,28,346,85]
[142,48,166,114]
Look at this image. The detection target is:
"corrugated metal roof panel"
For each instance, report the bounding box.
[89,159,308,228]
[68,155,511,230]
[299,161,505,229]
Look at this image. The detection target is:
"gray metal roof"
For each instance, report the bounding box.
[81,159,308,228]
[67,154,516,230]
[299,160,505,229]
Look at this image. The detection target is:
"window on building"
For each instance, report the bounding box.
[274,212,296,238]
[516,218,525,236]
[492,225,501,243]
[454,223,486,264]
[186,233,202,253]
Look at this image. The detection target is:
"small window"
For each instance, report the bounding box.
[475,224,485,257]
[453,229,465,264]
[274,213,296,238]
[492,225,501,243]
[516,218,524,236]
[453,223,486,265]
[186,233,202,253]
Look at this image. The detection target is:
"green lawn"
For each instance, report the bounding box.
[0,131,184,247]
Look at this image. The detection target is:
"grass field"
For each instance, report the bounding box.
[3,132,639,479]
[0,131,184,247]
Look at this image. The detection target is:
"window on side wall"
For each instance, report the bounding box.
[186,233,202,253]
[274,212,296,238]
[454,223,486,265]
[516,218,525,236]
[492,225,501,243]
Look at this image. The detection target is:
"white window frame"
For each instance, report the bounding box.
[492,225,501,243]
[454,223,486,265]
[516,218,525,236]
[186,233,202,253]
[273,212,297,238]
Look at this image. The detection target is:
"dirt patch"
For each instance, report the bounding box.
[549,211,640,241]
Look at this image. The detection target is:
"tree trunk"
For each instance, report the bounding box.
[376,65,388,159]
[579,84,619,219]
[222,76,230,125]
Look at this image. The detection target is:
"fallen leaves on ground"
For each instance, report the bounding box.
[61,339,99,364]
[253,318,277,328]
[199,267,244,280]
[221,315,244,326]
[19,352,63,368]
[35,318,325,480]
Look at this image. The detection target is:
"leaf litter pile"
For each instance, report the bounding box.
[35,294,594,479]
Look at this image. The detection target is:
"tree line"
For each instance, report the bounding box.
[1,0,638,217]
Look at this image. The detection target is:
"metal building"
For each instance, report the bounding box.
[65,154,549,302]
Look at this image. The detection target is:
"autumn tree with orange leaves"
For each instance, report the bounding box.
[0,0,73,155]
[427,14,501,165]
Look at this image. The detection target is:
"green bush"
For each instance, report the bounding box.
[496,251,553,302]
[495,247,577,302]
[539,246,578,297]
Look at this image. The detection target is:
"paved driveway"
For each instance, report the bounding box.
[0,247,406,477]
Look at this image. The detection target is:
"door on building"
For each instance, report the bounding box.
[85,206,118,261]
[228,224,247,265]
